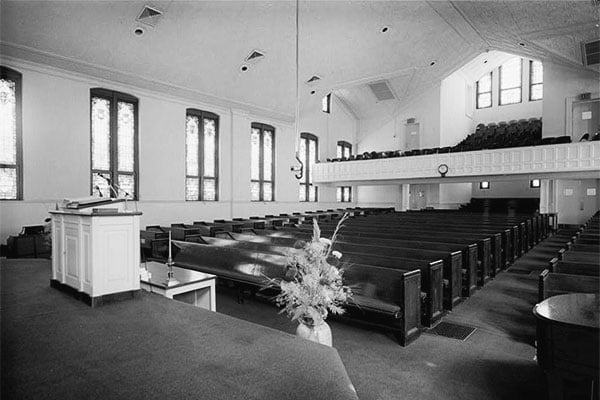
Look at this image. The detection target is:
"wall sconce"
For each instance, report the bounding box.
[479,181,490,190]
[530,179,541,188]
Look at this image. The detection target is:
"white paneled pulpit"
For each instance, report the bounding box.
[50,200,142,307]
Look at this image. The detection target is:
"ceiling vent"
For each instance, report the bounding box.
[306,75,321,84]
[136,5,163,27]
[581,39,600,67]
[245,50,266,64]
[368,80,396,101]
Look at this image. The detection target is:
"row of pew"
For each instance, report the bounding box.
[140,207,550,346]
[539,212,599,301]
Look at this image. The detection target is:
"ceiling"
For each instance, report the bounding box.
[0,1,598,122]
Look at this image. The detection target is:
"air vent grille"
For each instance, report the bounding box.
[245,50,265,63]
[368,80,396,101]
[306,75,321,84]
[136,5,163,27]
[582,39,600,66]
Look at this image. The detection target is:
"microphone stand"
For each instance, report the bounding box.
[164,231,179,287]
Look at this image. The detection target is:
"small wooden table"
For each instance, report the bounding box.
[140,261,217,311]
[534,293,599,400]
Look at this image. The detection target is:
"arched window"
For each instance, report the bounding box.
[299,132,318,202]
[251,122,275,201]
[90,88,139,199]
[0,66,23,200]
[186,108,219,201]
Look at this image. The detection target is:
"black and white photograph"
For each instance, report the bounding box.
[1,1,599,399]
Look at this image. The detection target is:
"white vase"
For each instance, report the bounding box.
[296,319,332,346]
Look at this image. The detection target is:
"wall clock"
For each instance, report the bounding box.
[438,163,448,177]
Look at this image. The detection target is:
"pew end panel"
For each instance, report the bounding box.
[538,269,600,302]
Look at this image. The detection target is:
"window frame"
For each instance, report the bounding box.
[322,93,331,114]
[250,122,275,202]
[0,66,23,200]
[337,186,352,203]
[299,132,318,202]
[475,72,492,110]
[90,88,139,200]
[185,108,220,201]
[529,60,543,102]
[336,140,352,159]
[499,58,523,106]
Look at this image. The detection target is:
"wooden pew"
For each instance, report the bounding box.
[184,235,444,327]
[538,269,600,302]
[281,223,496,287]
[323,213,517,269]
[567,243,600,253]
[256,227,482,297]
[221,231,463,310]
[549,257,600,276]
[171,240,422,346]
[558,248,600,265]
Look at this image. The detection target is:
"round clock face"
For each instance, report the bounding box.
[438,164,448,175]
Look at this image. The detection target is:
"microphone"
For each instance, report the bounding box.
[96,173,118,197]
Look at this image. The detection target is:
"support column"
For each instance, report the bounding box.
[396,184,410,212]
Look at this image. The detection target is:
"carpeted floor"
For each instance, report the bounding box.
[1,228,580,400]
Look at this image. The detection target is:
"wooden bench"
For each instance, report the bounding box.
[170,235,443,328]
[171,240,422,346]
[223,230,462,311]
[538,269,600,302]
[549,257,600,276]
[282,223,496,288]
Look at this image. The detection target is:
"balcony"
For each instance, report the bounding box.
[313,141,600,185]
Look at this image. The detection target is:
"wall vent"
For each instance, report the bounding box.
[245,50,266,63]
[368,80,396,101]
[581,39,600,66]
[136,5,163,27]
[306,75,321,84]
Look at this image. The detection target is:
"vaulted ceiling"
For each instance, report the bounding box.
[1,1,598,122]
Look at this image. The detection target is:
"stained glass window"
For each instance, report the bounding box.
[185,109,219,201]
[529,60,543,101]
[90,89,138,199]
[500,58,522,105]
[299,132,318,202]
[476,72,492,109]
[0,67,22,200]
[250,123,275,201]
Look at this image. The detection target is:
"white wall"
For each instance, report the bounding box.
[0,59,357,241]
[471,179,540,199]
[357,85,442,153]
[542,62,599,139]
[472,58,543,127]
[440,73,473,147]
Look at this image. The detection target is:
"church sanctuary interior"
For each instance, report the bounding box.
[2,1,600,399]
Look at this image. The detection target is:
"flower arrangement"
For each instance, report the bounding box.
[268,213,352,326]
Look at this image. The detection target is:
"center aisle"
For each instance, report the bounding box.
[216,228,580,400]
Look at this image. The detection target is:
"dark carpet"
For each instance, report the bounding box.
[1,229,579,400]
[1,259,357,400]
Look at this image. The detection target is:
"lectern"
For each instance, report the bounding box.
[49,199,142,307]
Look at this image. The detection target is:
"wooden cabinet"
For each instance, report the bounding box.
[50,210,142,306]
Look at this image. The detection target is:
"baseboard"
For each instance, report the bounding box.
[50,279,140,307]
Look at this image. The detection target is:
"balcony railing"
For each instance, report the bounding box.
[313,141,600,184]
